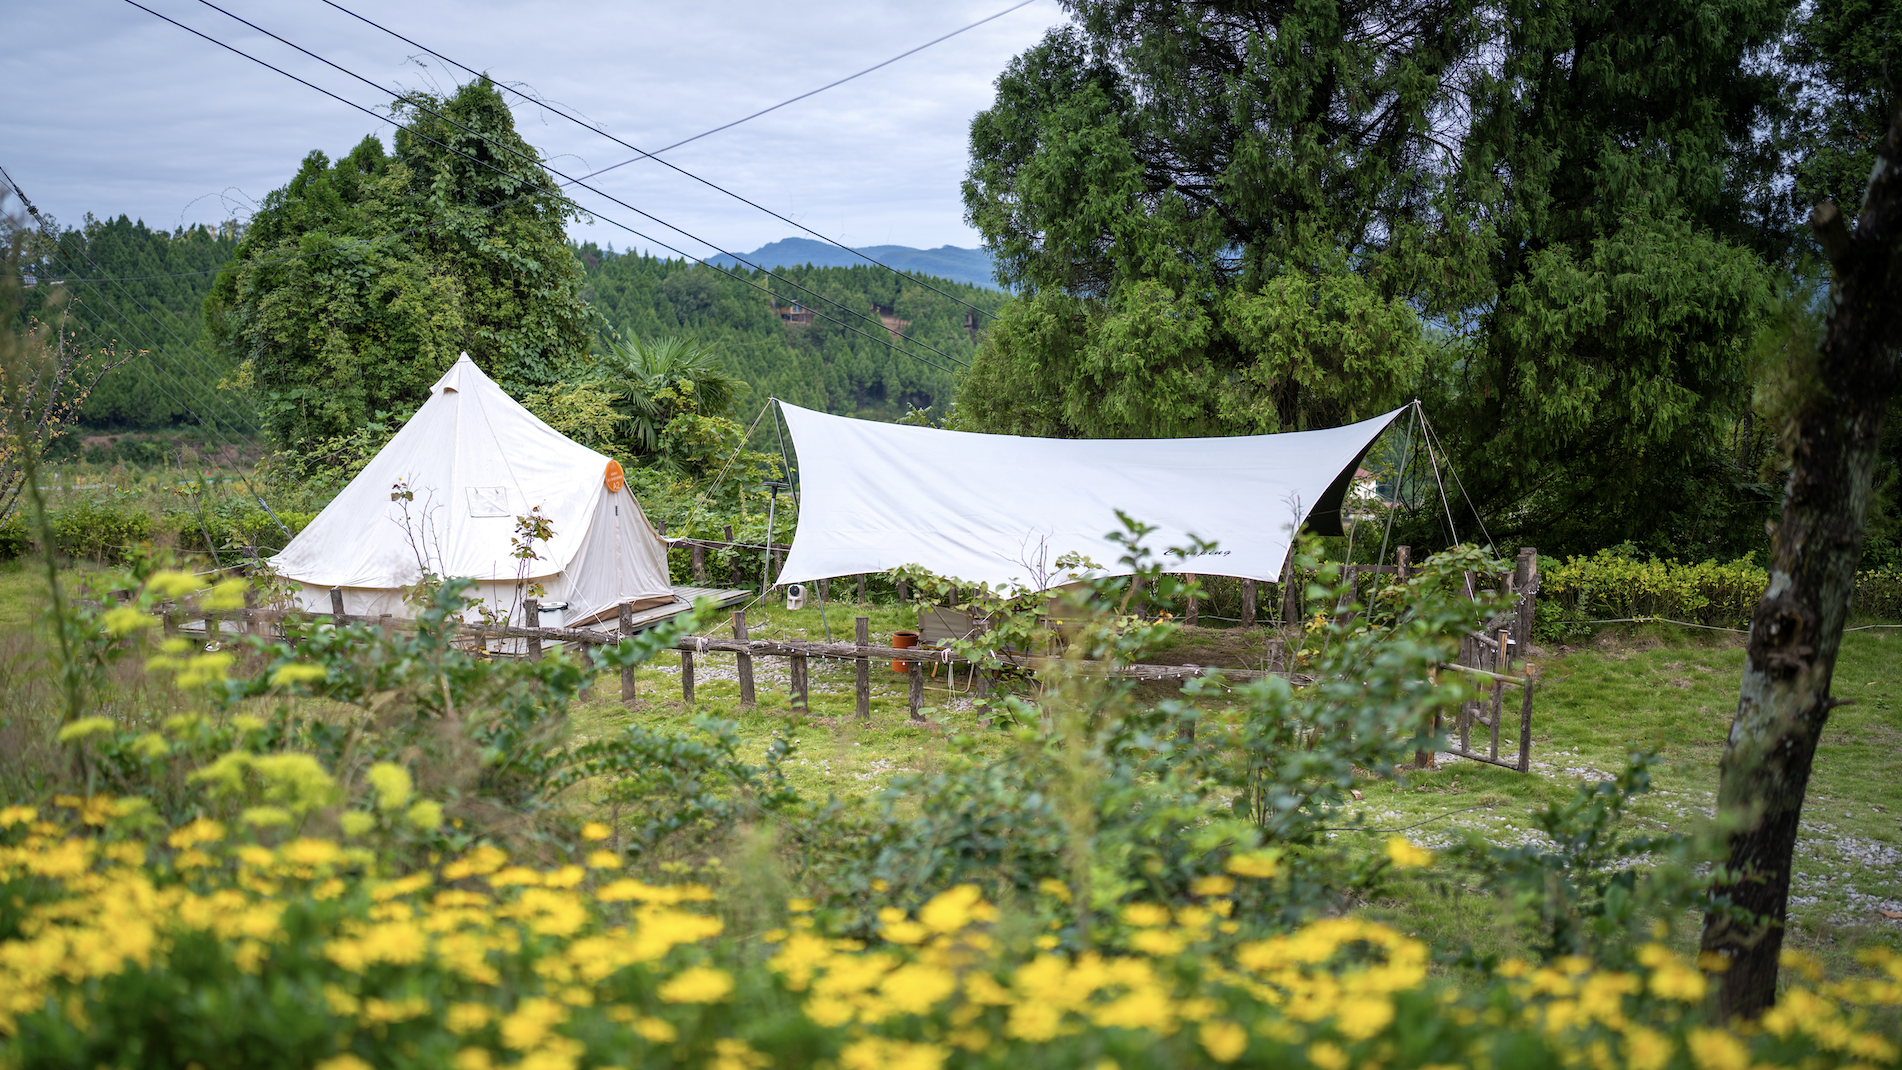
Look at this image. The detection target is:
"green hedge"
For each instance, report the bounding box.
[1537,549,1902,638]
[0,498,312,565]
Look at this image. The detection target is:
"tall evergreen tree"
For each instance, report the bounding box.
[204,78,590,453]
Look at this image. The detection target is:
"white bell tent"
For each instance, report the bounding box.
[773,401,1407,593]
[270,355,675,627]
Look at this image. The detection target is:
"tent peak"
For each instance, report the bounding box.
[433,352,481,395]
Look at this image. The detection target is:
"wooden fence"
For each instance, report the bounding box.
[151,543,1542,770]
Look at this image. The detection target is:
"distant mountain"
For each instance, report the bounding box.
[705,238,1001,290]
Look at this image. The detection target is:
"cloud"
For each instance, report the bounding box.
[0,0,1057,255]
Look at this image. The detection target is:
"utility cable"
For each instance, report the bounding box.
[167,0,970,372]
[318,0,1012,322]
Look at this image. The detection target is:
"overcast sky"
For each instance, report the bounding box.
[2,0,1060,259]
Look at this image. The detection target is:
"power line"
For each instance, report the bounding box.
[318,0,1015,322]
[126,0,969,374]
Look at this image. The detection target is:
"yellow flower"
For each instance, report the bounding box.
[880,963,958,1014]
[270,663,328,687]
[1199,1020,1248,1063]
[1335,995,1396,1039]
[710,1038,772,1070]
[1122,902,1172,928]
[1,804,38,826]
[1308,1041,1350,1070]
[448,1003,495,1034]
[202,577,249,610]
[581,822,612,841]
[788,897,816,912]
[587,850,622,869]
[1191,874,1236,896]
[1130,929,1186,956]
[841,1037,947,1070]
[314,1056,374,1070]
[500,997,568,1051]
[919,884,993,932]
[658,966,734,1004]
[405,800,443,830]
[453,1049,494,1070]
[1038,878,1074,903]
[632,1016,677,1043]
[102,605,158,636]
[57,716,118,742]
[366,762,412,812]
[146,569,205,599]
[1385,836,1434,868]
[1685,1028,1749,1070]
[1623,1026,1674,1070]
[1227,851,1280,878]
[1648,963,1707,1003]
[340,812,376,837]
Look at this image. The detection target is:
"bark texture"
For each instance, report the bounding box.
[1700,105,1902,1019]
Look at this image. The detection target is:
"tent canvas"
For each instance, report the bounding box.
[774,402,1407,592]
[269,355,675,627]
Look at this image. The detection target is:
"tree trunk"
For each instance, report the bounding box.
[1700,103,1902,1019]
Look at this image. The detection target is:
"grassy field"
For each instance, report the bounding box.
[4,563,1899,973]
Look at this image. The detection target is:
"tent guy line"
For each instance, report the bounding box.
[316,0,1018,322]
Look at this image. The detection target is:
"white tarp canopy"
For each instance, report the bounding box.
[774,402,1407,592]
[270,354,675,627]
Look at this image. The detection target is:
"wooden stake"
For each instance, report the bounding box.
[855,616,870,719]
[620,603,637,704]
[1517,678,1536,773]
[908,658,924,722]
[680,650,695,704]
[856,573,866,604]
[790,654,809,715]
[1514,547,1537,658]
[1185,575,1198,626]
[1241,579,1257,628]
[692,543,707,584]
[734,610,755,708]
[524,598,542,660]
[330,586,345,618]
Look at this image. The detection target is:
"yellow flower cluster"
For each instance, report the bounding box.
[3,802,1899,1070]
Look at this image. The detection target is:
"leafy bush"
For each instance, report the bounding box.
[3,809,1896,1070]
[46,496,152,563]
[1537,549,1902,637]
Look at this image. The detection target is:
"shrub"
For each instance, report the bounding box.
[1537,549,1902,638]
[46,496,152,563]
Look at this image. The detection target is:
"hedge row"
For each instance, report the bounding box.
[0,497,313,564]
[1537,549,1902,636]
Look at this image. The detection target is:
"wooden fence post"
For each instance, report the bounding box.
[524,598,542,661]
[908,659,924,722]
[734,610,755,708]
[790,654,809,715]
[619,603,637,704]
[1517,679,1537,772]
[1515,548,1538,662]
[1241,579,1257,628]
[819,577,829,603]
[691,543,707,584]
[1185,575,1198,626]
[330,586,345,619]
[856,574,866,604]
[897,577,909,603]
[855,616,870,719]
[680,649,695,704]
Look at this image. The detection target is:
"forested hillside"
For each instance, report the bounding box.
[577,244,1003,420]
[16,214,244,431]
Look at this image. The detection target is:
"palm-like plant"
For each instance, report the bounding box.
[598,335,747,459]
